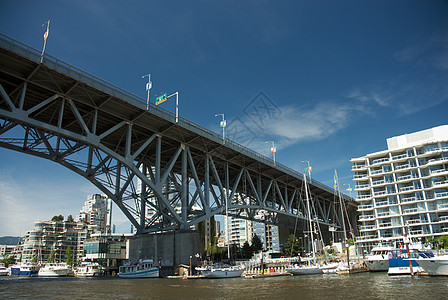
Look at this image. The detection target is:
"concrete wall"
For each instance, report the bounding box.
[127,230,202,267]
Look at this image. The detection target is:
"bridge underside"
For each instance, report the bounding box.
[0,34,356,236]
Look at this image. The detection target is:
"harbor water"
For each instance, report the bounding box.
[1,273,448,300]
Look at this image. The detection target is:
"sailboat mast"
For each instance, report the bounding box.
[335,170,349,268]
[303,174,315,262]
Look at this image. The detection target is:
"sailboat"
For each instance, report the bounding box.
[286,174,323,275]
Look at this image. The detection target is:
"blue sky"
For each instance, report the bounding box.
[0,0,447,236]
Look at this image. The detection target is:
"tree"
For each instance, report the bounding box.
[51,215,64,222]
[48,249,56,263]
[439,235,448,249]
[65,246,73,265]
[251,234,263,253]
[241,241,253,259]
[66,215,74,223]
[283,234,301,256]
[1,255,15,267]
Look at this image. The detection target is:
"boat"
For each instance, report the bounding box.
[196,264,245,278]
[365,245,396,272]
[286,263,323,275]
[414,254,448,276]
[38,263,70,277]
[10,262,40,276]
[319,261,341,274]
[119,259,159,278]
[0,263,9,276]
[387,248,430,275]
[75,262,103,277]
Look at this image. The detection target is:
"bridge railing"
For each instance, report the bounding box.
[0,33,351,201]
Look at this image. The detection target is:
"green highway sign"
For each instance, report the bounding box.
[156,93,168,105]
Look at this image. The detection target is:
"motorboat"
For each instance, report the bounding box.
[285,261,323,275]
[75,262,103,277]
[0,263,9,276]
[10,262,40,276]
[119,259,159,278]
[387,248,431,275]
[414,254,448,276]
[365,245,395,272]
[38,263,70,277]
[196,264,245,278]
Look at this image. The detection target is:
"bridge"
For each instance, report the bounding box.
[0,33,357,239]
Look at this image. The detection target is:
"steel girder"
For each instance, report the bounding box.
[0,35,353,235]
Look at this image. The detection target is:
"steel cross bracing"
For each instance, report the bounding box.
[0,34,356,234]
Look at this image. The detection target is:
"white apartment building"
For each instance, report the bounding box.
[351,125,448,251]
[76,194,111,234]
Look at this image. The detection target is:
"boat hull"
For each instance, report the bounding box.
[365,259,389,272]
[119,267,159,278]
[203,268,244,278]
[388,258,423,275]
[287,266,323,275]
[10,265,39,277]
[414,256,448,276]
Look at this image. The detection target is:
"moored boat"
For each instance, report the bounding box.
[119,259,159,278]
[0,263,9,276]
[75,262,103,277]
[197,264,245,278]
[414,254,448,276]
[38,263,70,277]
[286,263,323,275]
[10,262,40,276]
[387,248,430,275]
[365,245,395,272]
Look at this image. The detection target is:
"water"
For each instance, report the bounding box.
[1,273,447,300]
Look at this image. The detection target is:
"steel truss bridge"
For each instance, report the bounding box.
[0,33,357,235]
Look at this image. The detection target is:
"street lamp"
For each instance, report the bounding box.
[142,74,152,110]
[266,141,276,167]
[344,183,353,200]
[215,114,226,144]
[302,160,312,182]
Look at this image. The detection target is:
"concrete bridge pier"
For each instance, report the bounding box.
[127,230,202,269]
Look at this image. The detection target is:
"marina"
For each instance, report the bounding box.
[1,272,448,300]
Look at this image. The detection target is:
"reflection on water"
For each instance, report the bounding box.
[1,273,447,300]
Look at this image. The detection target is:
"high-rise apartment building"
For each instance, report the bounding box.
[76,194,111,234]
[351,125,448,251]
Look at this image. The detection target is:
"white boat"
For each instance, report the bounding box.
[365,245,395,272]
[197,264,245,278]
[38,263,70,277]
[319,262,341,274]
[0,263,9,276]
[286,264,323,275]
[75,262,103,277]
[414,255,448,276]
[10,262,40,276]
[119,259,159,278]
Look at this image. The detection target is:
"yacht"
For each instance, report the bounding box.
[119,259,159,278]
[365,245,395,272]
[38,263,70,277]
[414,254,448,276]
[75,262,103,277]
[285,263,323,275]
[10,262,40,276]
[387,248,431,275]
[196,264,245,278]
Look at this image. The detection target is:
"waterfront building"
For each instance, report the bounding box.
[351,125,448,252]
[76,194,112,234]
[225,211,252,248]
[252,212,280,253]
[21,220,88,263]
[83,233,129,273]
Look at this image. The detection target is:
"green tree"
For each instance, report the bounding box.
[251,234,263,253]
[241,241,253,259]
[51,215,64,222]
[283,234,301,256]
[439,235,448,249]
[1,255,15,267]
[66,215,74,223]
[48,249,56,263]
[65,246,73,265]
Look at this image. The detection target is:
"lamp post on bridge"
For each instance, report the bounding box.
[266,141,276,167]
[215,113,226,144]
[142,74,152,110]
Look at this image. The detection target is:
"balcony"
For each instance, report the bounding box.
[372,180,386,186]
[401,196,419,203]
[358,204,374,210]
[395,164,412,171]
[359,214,375,221]
[352,165,367,171]
[360,225,376,231]
[374,190,387,196]
[371,157,389,165]
[400,186,416,193]
[392,153,409,161]
[396,174,417,182]
[378,222,392,228]
[438,203,448,210]
[403,208,419,214]
[431,169,448,175]
[406,219,421,225]
[355,183,370,190]
[433,181,448,187]
[376,200,396,207]
[370,169,384,175]
[427,157,448,165]
[356,194,372,201]
[435,192,448,199]
[377,211,390,217]
[354,174,369,180]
